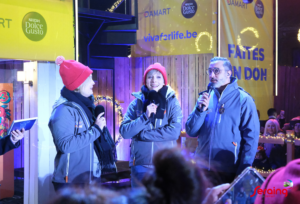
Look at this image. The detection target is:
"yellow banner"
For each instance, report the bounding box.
[0,0,74,61]
[220,0,274,120]
[132,0,217,57]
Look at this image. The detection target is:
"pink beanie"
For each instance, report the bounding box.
[143,63,168,85]
[55,56,93,91]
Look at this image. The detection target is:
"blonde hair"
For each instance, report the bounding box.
[74,75,93,94]
[264,119,280,136]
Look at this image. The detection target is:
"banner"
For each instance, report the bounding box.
[220,0,274,120]
[132,0,217,57]
[0,0,74,61]
[0,84,13,138]
[0,83,14,198]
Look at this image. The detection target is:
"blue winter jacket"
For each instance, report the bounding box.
[49,96,101,184]
[119,86,183,167]
[185,77,259,175]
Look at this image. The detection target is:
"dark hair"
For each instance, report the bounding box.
[142,148,208,204]
[210,57,232,72]
[267,108,277,117]
[48,186,125,204]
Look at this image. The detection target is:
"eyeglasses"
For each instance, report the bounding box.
[206,68,221,75]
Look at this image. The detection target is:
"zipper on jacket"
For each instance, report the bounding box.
[71,103,93,183]
[233,142,238,163]
[234,142,237,163]
[208,87,227,170]
[150,119,157,163]
[132,139,135,166]
[65,153,70,183]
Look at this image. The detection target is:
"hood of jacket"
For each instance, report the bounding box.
[52,96,68,110]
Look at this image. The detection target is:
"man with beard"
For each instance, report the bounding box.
[185,57,259,185]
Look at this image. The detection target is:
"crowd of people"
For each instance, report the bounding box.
[253,108,300,171]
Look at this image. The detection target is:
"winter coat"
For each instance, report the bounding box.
[185,77,260,175]
[119,86,183,167]
[48,96,101,184]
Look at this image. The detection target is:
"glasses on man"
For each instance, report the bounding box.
[206,68,221,75]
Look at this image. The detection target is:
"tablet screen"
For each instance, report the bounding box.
[7,118,37,135]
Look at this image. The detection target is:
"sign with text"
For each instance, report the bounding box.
[220,0,274,120]
[132,0,217,57]
[0,0,74,61]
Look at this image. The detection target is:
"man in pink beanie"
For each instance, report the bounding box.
[120,62,183,188]
[49,56,106,191]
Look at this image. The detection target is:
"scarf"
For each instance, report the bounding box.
[94,127,117,174]
[141,85,168,121]
[61,86,95,124]
[61,86,116,174]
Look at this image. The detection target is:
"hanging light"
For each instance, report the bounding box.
[298,29,300,42]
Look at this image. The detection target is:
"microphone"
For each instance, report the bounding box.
[95,105,105,118]
[148,90,159,122]
[200,85,213,112]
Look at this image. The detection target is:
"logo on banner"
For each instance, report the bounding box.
[254,0,264,18]
[181,0,197,19]
[283,180,293,188]
[22,12,47,41]
[144,8,171,18]
[250,180,293,198]
[227,0,248,9]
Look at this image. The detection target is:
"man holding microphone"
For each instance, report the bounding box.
[185,57,259,185]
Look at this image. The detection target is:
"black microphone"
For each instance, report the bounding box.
[200,85,213,112]
[148,90,159,122]
[95,105,105,118]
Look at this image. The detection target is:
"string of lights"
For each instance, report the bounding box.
[94,95,124,146]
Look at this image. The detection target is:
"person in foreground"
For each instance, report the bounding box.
[49,56,106,192]
[186,57,260,185]
[48,148,231,204]
[0,128,25,155]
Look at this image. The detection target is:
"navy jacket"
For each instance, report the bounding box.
[0,135,20,155]
[185,77,259,175]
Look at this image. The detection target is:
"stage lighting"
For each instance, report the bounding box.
[243,0,254,3]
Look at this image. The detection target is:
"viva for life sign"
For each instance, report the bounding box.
[0,0,74,61]
[132,0,217,57]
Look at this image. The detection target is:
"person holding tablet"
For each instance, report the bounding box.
[49,56,106,192]
[0,128,25,155]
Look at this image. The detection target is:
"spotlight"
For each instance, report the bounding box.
[243,0,254,3]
